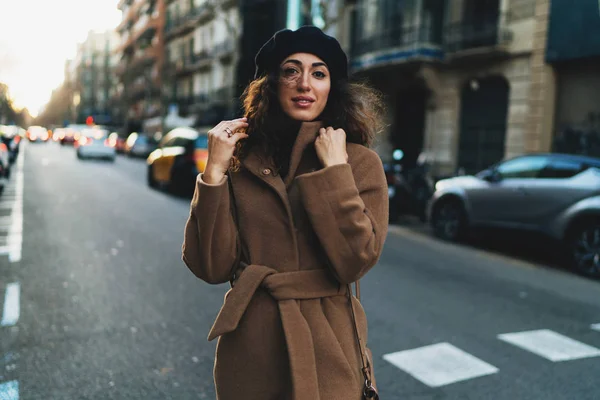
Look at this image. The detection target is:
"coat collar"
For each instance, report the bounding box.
[241,121,323,185]
[241,121,324,217]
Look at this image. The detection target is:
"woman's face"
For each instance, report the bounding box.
[277,52,331,121]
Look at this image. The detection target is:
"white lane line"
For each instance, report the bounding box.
[383,342,498,388]
[591,324,600,332]
[0,380,18,400]
[1,283,20,327]
[7,154,24,263]
[498,329,600,362]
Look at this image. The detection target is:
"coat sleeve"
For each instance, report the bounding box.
[295,149,389,284]
[182,174,238,284]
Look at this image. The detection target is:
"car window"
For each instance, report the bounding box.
[538,158,585,179]
[496,156,548,179]
[195,135,208,149]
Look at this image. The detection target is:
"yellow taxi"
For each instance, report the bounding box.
[146,127,209,194]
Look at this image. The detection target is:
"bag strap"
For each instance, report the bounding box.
[227,170,250,286]
[347,283,378,399]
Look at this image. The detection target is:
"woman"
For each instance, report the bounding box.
[182,26,388,400]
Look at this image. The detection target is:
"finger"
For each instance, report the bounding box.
[319,128,326,136]
[326,126,335,133]
[230,130,249,142]
[224,120,249,132]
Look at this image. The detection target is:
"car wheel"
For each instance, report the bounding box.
[431,199,467,241]
[569,221,600,278]
[147,165,158,188]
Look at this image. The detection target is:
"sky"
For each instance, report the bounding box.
[0,0,122,117]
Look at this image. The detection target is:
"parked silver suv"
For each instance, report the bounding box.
[429,153,600,277]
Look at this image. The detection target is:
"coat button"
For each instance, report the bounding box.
[262,168,272,176]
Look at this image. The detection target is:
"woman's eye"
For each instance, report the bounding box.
[313,71,327,79]
[283,68,299,76]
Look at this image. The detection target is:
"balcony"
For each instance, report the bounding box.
[127,46,159,75]
[351,24,444,71]
[443,14,512,60]
[166,50,213,78]
[213,39,235,60]
[189,50,213,71]
[165,4,214,40]
[134,12,160,43]
[127,77,161,102]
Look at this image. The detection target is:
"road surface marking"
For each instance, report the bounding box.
[498,329,600,361]
[1,283,20,327]
[0,380,18,400]
[383,342,498,387]
[591,324,600,332]
[6,153,24,263]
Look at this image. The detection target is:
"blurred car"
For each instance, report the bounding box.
[0,125,22,163]
[60,124,87,145]
[428,153,600,277]
[107,132,127,153]
[125,132,159,158]
[26,126,50,142]
[75,128,115,161]
[53,128,66,142]
[147,127,209,194]
[0,138,11,181]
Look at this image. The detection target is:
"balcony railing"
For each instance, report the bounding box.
[213,39,235,59]
[351,23,444,70]
[165,4,214,39]
[443,14,512,54]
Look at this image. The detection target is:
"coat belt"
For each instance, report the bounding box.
[208,264,347,400]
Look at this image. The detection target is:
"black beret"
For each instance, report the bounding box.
[254,25,348,81]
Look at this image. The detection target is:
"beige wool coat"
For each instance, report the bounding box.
[182,121,389,400]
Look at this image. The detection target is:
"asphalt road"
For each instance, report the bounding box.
[1,141,599,400]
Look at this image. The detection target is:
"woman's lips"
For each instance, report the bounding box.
[292,97,315,109]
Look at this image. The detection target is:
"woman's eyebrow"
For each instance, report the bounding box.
[282,59,328,69]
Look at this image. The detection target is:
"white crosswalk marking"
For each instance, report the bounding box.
[498,329,600,361]
[383,342,498,387]
[592,324,600,332]
[0,380,18,400]
[1,283,20,327]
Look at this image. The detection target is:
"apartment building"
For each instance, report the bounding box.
[545,0,600,157]
[348,0,549,178]
[163,0,240,129]
[116,0,166,134]
[71,30,121,126]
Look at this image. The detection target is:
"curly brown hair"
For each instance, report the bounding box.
[231,71,386,175]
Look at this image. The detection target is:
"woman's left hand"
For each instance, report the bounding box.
[315,127,348,168]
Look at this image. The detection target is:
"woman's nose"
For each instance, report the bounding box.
[297,73,311,91]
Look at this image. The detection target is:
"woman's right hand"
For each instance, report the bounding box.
[203,118,249,184]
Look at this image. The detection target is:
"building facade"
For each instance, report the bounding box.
[163,0,240,130]
[71,30,121,126]
[349,0,548,178]
[116,0,166,134]
[546,0,600,158]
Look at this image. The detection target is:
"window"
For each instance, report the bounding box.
[496,156,548,179]
[538,158,585,179]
